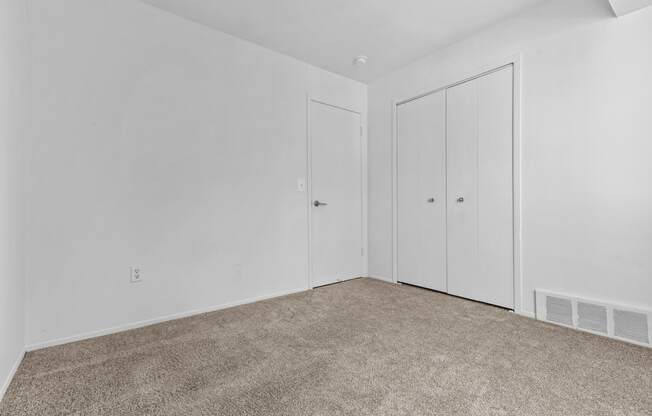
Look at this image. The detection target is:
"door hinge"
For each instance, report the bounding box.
[361,247,364,256]
[360,126,363,137]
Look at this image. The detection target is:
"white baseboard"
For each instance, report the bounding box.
[367,275,395,283]
[514,309,535,319]
[0,349,25,402]
[26,286,309,352]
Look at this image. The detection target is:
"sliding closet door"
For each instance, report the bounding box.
[447,66,514,309]
[397,91,447,291]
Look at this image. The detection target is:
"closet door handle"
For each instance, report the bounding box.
[427,198,435,203]
[457,197,465,203]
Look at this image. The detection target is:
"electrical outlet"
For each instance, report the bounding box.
[130,266,142,283]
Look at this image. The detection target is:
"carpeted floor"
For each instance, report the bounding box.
[1,278,651,416]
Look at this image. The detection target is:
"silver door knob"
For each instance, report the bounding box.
[313,200,328,207]
[457,197,464,203]
[427,198,435,203]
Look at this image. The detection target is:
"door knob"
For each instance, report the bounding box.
[313,200,328,207]
[457,197,464,203]
[427,198,435,203]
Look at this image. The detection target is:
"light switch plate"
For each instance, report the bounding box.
[297,178,306,192]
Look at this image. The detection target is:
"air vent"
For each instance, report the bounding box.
[577,302,607,334]
[614,310,649,344]
[535,290,651,348]
[546,296,573,326]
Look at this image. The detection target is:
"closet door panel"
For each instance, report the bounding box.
[447,66,514,309]
[477,67,514,309]
[397,91,447,291]
[446,80,479,299]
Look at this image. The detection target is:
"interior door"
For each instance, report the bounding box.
[310,101,364,287]
[397,91,447,291]
[446,66,514,309]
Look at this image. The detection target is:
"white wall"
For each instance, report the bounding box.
[368,0,652,316]
[18,0,651,349]
[23,0,366,348]
[0,0,25,399]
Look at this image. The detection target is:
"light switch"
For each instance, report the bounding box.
[297,178,306,192]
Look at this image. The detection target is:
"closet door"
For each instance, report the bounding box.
[447,66,514,309]
[397,91,447,291]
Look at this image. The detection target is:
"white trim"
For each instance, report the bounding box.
[306,94,313,289]
[391,99,399,284]
[512,55,524,316]
[308,98,360,115]
[367,275,395,284]
[514,310,535,319]
[26,287,308,352]
[306,96,368,289]
[0,350,25,401]
[391,54,524,313]
[361,92,369,277]
[396,64,513,106]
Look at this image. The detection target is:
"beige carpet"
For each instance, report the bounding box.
[1,278,650,416]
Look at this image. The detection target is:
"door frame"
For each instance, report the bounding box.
[390,54,525,316]
[306,95,368,289]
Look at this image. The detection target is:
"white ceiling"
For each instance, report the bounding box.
[608,0,652,16]
[142,0,546,82]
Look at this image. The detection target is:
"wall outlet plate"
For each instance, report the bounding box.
[130,266,142,283]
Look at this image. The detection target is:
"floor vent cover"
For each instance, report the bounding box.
[577,302,608,334]
[546,296,573,326]
[535,290,651,348]
[614,309,649,345]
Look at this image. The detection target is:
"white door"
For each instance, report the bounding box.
[397,91,447,291]
[310,101,364,287]
[447,66,514,309]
